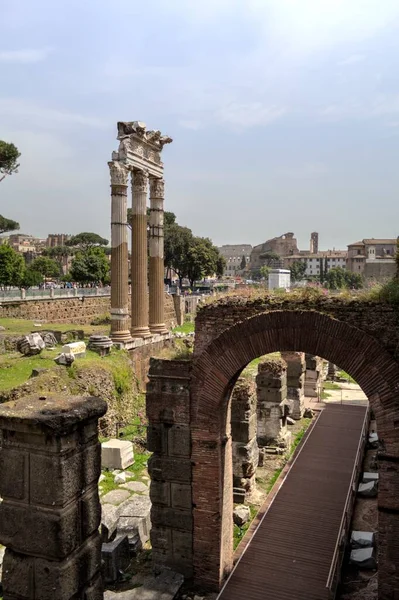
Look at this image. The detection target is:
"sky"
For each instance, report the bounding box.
[1,0,399,250]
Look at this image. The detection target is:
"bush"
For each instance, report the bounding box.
[90,313,111,325]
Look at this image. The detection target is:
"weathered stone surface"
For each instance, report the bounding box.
[102,535,130,583]
[104,570,184,599]
[102,489,131,506]
[121,480,149,493]
[233,505,250,527]
[16,333,45,356]
[102,439,134,470]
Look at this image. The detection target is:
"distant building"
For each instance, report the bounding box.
[347,238,397,280]
[250,233,299,270]
[310,232,319,254]
[8,234,42,254]
[284,250,347,277]
[218,244,252,276]
[47,233,70,247]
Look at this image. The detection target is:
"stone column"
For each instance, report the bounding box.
[0,394,107,600]
[305,354,322,398]
[256,358,292,449]
[281,351,306,419]
[131,169,151,338]
[149,177,167,334]
[109,161,132,344]
[231,377,259,499]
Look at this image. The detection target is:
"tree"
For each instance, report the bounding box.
[0,141,21,182]
[126,209,176,230]
[66,232,109,250]
[259,265,271,280]
[325,267,363,290]
[240,255,246,270]
[41,246,73,273]
[259,250,280,266]
[216,255,226,279]
[164,223,194,288]
[290,261,307,282]
[186,237,224,287]
[70,247,110,284]
[30,256,62,279]
[20,267,42,289]
[0,245,25,289]
[0,215,20,235]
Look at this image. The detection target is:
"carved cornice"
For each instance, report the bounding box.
[132,169,148,193]
[150,178,165,198]
[117,121,173,151]
[108,161,129,186]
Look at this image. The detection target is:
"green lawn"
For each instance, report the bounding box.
[172,321,195,334]
[0,317,107,336]
[99,451,150,497]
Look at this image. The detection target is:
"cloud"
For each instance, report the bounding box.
[179,120,202,130]
[0,48,51,63]
[279,162,329,178]
[215,102,286,129]
[0,98,106,129]
[338,54,366,66]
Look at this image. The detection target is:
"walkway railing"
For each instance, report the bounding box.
[0,287,111,302]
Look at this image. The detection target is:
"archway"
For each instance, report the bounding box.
[190,310,399,598]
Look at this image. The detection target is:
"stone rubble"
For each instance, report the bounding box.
[16,332,46,356]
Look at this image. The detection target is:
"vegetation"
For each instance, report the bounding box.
[324,267,363,290]
[0,140,21,182]
[259,250,280,266]
[172,321,195,334]
[0,214,20,234]
[0,245,25,289]
[70,247,110,284]
[240,255,247,270]
[66,232,109,250]
[290,260,307,282]
[30,256,62,279]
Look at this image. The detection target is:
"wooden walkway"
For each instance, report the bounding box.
[218,403,369,600]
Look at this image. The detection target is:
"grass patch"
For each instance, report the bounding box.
[99,450,150,498]
[233,505,258,549]
[337,370,357,384]
[241,352,280,378]
[0,350,60,391]
[172,321,195,335]
[0,317,107,336]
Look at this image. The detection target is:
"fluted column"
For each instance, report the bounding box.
[149,177,167,334]
[131,169,151,338]
[109,161,132,343]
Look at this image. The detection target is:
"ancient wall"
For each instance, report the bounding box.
[194,296,399,358]
[231,377,258,497]
[0,292,178,328]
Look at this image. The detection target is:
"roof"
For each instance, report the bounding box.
[363,238,397,245]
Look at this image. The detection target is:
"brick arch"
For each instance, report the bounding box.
[190,310,399,595]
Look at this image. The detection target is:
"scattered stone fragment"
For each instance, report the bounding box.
[99,474,106,483]
[358,481,378,498]
[233,504,250,527]
[54,352,75,366]
[102,489,131,506]
[349,547,377,569]
[17,333,45,356]
[303,408,314,418]
[233,487,246,504]
[350,531,375,549]
[0,325,6,331]
[362,472,379,483]
[62,340,86,358]
[41,331,58,348]
[88,334,113,356]
[30,368,48,378]
[287,417,295,426]
[117,495,152,549]
[368,432,379,448]
[104,569,183,600]
[102,439,135,470]
[115,472,127,485]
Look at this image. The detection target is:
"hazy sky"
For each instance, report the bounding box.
[1,0,399,250]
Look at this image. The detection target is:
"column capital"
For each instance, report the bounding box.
[149,177,165,198]
[132,168,149,194]
[108,160,129,186]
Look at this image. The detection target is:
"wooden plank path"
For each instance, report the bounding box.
[218,403,369,600]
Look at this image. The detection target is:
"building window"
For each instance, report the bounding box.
[357,250,361,254]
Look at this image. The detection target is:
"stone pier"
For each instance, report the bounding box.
[305,354,323,398]
[256,358,292,448]
[281,351,305,419]
[149,177,167,334]
[0,395,107,600]
[146,359,193,578]
[327,361,338,380]
[231,377,259,498]
[131,169,151,338]
[109,161,132,344]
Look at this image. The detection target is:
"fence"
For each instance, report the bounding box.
[0,286,111,302]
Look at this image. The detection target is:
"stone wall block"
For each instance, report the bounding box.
[29,450,83,506]
[150,526,172,551]
[150,481,170,506]
[0,448,28,500]
[148,456,192,483]
[256,387,287,404]
[83,441,102,489]
[171,482,192,509]
[231,414,257,443]
[151,505,193,531]
[168,426,191,457]
[80,488,102,539]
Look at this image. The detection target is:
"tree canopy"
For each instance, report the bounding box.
[30,256,62,279]
[66,232,109,250]
[325,267,363,290]
[240,255,247,270]
[290,261,307,282]
[0,215,20,235]
[0,141,21,182]
[259,250,280,267]
[0,245,25,289]
[70,247,110,284]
